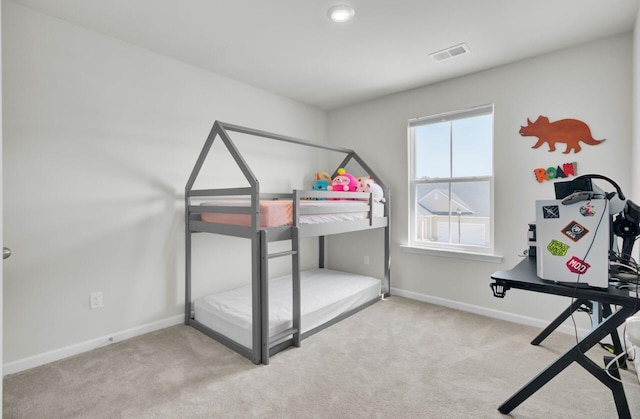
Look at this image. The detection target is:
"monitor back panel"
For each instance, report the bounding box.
[535,199,609,288]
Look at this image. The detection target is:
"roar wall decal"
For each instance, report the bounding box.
[533,162,577,183]
[519,116,605,154]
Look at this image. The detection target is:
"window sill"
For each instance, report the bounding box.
[400,244,503,264]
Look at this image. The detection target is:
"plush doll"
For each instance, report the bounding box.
[311,172,331,200]
[313,172,331,190]
[356,176,385,203]
[356,176,369,191]
[328,168,358,192]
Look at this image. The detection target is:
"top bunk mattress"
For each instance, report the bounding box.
[193,268,381,349]
[200,199,384,228]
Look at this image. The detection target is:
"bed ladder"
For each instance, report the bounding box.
[259,226,301,365]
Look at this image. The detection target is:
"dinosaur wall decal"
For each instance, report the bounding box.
[519,116,605,154]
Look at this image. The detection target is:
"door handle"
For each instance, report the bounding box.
[3,247,11,260]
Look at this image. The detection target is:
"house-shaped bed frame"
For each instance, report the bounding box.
[185,121,390,365]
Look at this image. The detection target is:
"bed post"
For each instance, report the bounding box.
[318,236,325,268]
[251,186,262,364]
[292,226,301,347]
[384,189,391,297]
[185,201,192,325]
[259,230,269,364]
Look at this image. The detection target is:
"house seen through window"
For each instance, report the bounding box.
[409,104,494,252]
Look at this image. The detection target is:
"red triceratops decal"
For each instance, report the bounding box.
[519,116,605,154]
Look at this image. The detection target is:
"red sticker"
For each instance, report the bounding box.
[566,256,590,274]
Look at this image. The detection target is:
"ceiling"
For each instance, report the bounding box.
[9,0,640,110]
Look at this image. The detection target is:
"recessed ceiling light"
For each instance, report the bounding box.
[328,5,355,23]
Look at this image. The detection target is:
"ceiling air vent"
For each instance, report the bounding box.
[429,43,471,62]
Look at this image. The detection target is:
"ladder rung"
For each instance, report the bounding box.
[269,327,298,345]
[268,250,298,259]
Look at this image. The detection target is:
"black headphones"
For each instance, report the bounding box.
[568,174,636,239]
[572,174,626,200]
[614,199,640,238]
[561,174,627,214]
[560,174,635,239]
[562,174,640,239]
[613,216,640,238]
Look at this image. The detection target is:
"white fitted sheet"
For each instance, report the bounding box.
[194,269,381,348]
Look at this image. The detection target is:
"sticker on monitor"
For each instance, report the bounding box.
[547,239,569,256]
[542,205,560,219]
[562,221,589,242]
[579,203,596,217]
[566,256,590,274]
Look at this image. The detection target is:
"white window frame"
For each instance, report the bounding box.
[404,104,501,262]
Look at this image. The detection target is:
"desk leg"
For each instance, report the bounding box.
[499,306,636,417]
[577,354,630,419]
[602,304,626,368]
[531,299,590,346]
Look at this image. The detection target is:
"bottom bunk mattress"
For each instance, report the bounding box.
[193,268,381,348]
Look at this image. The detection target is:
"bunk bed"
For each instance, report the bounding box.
[185,121,390,365]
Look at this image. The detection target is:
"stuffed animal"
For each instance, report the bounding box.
[328,168,358,192]
[313,179,330,191]
[356,176,369,191]
[311,172,331,200]
[313,172,331,190]
[356,176,385,203]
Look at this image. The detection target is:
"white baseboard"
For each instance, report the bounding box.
[4,290,592,376]
[391,287,590,337]
[3,314,184,376]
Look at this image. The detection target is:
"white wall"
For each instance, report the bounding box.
[634,8,640,201]
[0,0,4,410]
[327,33,633,327]
[2,2,328,364]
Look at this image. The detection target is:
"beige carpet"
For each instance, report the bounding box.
[4,296,640,418]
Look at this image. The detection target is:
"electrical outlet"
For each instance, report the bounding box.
[90,291,103,309]
[364,255,370,265]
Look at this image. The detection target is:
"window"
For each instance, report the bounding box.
[408,104,494,254]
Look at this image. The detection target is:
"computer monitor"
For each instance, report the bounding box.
[554,177,594,199]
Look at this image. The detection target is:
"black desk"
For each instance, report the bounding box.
[491,258,638,418]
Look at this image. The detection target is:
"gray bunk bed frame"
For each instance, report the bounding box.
[185,121,390,365]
